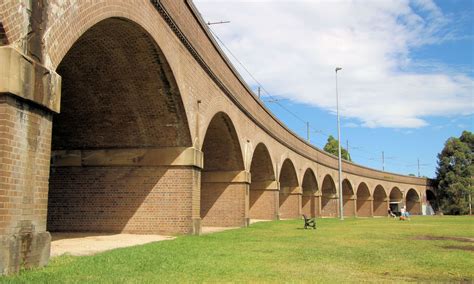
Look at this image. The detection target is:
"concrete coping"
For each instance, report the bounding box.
[0,46,61,113]
[51,147,204,168]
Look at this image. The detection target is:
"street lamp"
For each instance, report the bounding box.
[335,67,344,220]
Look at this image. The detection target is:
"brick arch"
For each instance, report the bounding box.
[279,159,300,219]
[356,182,372,217]
[53,18,191,149]
[406,188,421,215]
[342,179,355,217]
[249,143,277,220]
[321,175,338,217]
[426,189,437,214]
[200,111,246,227]
[373,185,387,216]
[302,168,318,218]
[47,17,195,235]
[389,187,403,214]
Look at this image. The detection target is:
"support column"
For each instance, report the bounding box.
[201,170,250,227]
[0,46,61,275]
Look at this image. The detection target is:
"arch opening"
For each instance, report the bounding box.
[47,18,193,235]
[356,183,371,217]
[278,159,300,219]
[302,169,318,218]
[342,179,355,217]
[389,187,403,215]
[406,189,421,215]
[249,144,277,220]
[373,185,387,216]
[321,175,338,217]
[200,112,246,227]
[425,189,437,215]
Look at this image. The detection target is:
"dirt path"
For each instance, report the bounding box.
[50,233,175,257]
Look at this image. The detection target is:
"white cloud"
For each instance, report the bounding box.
[194,0,474,128]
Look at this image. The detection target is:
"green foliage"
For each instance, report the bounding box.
[436,131,474,215]
[3,217,473,282]
[323,135,352,161]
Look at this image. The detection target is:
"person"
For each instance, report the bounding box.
[400,206,406,217]
[388,208,396,218]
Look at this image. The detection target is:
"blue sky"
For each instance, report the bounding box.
[195,0,473,178]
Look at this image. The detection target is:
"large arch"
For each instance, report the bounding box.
[47,18,194,235]
[356,182,372,217]
[302,169,318,218]
[373,185,388,216]
[342,179,355,217]
[425,189,437,215]
[200,112,247,227]
[279,159,300,219]
[406,189,421,215]
[321,175,338,217]
[249,143,277,220]
[389,187,403,214]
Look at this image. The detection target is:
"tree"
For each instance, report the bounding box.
[435,131,474,215]
[323,135,351,161]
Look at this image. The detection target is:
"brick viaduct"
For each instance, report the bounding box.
[0,0,434,274]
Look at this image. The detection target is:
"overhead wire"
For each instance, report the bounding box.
[207,26,431,174]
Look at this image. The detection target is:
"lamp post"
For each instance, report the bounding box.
[335,67,344,220]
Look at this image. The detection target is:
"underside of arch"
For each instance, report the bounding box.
[200,112,247,227]
[47,18,195,235]
[342,179,355,217]
[406,189,421,215]
[373,185,387,216]
[302,169,318,218]
[249,143,277,220]
[321,175,338,217]
[279,159,300,219]
[356,183,371,217]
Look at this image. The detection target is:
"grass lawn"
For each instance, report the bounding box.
[1,216,473,283]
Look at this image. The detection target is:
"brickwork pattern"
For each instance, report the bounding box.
[48,166,196,235]
[343,199,356,217]
[373,200,387,216]
[249,190,276,220]
[200,182,247,227]
[301,196,316,217]
[279,194,300,219]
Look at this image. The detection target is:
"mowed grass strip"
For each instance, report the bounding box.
[1,216,473,283]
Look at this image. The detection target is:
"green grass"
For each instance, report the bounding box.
[2,216,473,283]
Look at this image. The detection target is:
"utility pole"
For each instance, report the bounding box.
[306,122,310,143]
[346,140,349,157]
[417,158,420,177]
[335,67,344,220]
[257,86,261,99]
[382,151,385,171]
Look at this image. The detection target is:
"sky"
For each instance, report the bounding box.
[194,0,474,178]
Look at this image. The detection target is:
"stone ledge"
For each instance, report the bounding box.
[50,147,203,168]
[0,46,61,113]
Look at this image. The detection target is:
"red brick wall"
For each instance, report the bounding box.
[321,197,338,217]
[0,95,52,273]
[201,182,247,227]
[357,200,372,217]
[279,193,300,219]
[373,200,387,216]
[48,166,197,235]
[249,190,276,220]
[406,201,421,215]
[302,196,316,217]
[343,198,355,217]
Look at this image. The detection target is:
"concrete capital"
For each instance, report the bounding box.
[0,46,61,112]
[250,180,279,191]
[51,147,204,168]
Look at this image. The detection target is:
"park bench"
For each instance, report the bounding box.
[303,214,316,229]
